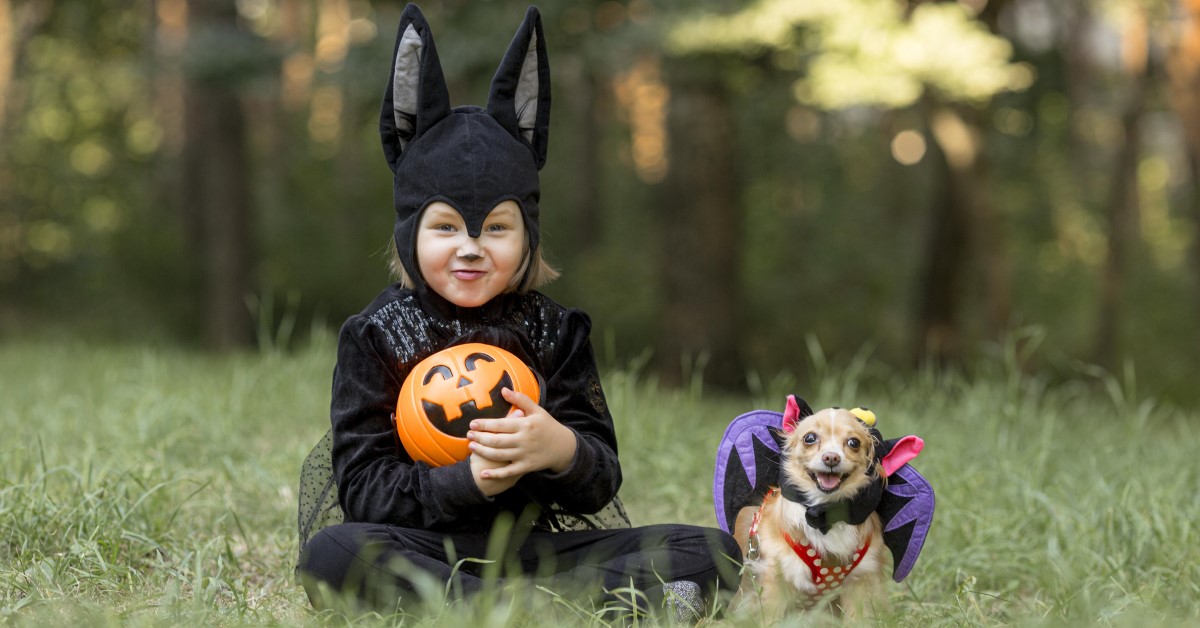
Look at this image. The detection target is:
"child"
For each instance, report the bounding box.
[297,4,741,618]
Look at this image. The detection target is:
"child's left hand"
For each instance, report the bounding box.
[466,387,578,480]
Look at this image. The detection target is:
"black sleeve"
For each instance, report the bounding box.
[329,317,492,529]
[523,309,622,513]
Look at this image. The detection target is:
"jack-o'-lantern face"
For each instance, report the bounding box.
[419,350,513,436]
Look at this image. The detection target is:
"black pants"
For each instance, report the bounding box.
[298,521,741,614]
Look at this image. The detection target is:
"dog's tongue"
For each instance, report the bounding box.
[816,472,841,490]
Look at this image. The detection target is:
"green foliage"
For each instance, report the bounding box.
[1,340,1198,626]
[2,0,1199,405]
[0,1,156,281]
[667,0,1033,108]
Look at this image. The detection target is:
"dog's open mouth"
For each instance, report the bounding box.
[810,471,846,493]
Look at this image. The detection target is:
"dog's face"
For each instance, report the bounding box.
[780,408,877,503]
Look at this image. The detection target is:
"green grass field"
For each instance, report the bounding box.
[1,334,1197,626]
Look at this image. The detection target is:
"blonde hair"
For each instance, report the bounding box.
[388,238,560,294]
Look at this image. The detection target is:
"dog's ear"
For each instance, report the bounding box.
[781,394,813,433]
[487,6,550,169]
[380,4,452,172]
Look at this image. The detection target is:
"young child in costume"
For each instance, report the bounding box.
[296,4,740,617]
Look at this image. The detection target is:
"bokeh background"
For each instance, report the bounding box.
[2,0,1199,400]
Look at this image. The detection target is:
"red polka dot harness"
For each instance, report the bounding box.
[747,487,872,605]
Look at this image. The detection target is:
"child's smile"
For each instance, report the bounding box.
[416,201,527,308]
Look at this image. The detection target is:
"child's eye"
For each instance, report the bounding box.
[485,223,510,233]
[432,223,456,232]
[802,433,818,445]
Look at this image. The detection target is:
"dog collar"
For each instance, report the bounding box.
[778,481,808,504]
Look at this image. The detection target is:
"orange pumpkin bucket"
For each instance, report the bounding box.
[396,343,543,467]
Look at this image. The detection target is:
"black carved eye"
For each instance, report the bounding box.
[422,365,453,384]
[464,352,496,371]
[803,433,818,445]
[847,437,861,450]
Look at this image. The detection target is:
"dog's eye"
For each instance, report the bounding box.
[846,438,861,450]
[802,433,818,445]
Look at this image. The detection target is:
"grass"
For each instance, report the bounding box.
[1,332,1198,626]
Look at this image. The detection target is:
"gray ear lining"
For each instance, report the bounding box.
[393,24,422,150]
[515,35,539,143]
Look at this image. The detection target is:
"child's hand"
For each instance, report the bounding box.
[469,450,520,497]
[466,388,578,480]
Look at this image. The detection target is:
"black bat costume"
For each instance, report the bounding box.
[295,5,739,617]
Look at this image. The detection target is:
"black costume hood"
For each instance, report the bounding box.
[381,4,551,294]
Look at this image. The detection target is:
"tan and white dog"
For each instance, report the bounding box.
[733,406,888,618]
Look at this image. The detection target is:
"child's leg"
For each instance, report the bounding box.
[518,524,742,616]
[298,521,488,609]
[298,521,742,616]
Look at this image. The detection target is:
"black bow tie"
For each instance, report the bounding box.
[779,475,884,535]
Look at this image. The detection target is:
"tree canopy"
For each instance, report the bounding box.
[2,0,1199,400]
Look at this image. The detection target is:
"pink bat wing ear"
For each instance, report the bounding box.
[881,435,924,477]
[782,395,802,433]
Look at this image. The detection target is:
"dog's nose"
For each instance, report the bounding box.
[822,452,841,468]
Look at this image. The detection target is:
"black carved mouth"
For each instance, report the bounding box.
[423,373,514,437]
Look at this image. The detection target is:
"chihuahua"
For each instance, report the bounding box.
[733,406,888,617]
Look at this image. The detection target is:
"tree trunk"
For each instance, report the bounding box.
[1094,18,1151,369]
[1093,83,1145,368]
[0,0,51,315]
[912,158,967,363]
[0,0,12,132]
[974,151,1011,340]
[1187,150,1200,319]
[569,62,603,256]
[975,0,1013,338]
[1062,0,1096,200]
[656,58,742,390]
[1168,0,1200,354]
[913,106,978,364]
[0,0,53,144]
[909,0,1012,358]
[182,0,254,350]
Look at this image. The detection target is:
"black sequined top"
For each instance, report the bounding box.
[330,283,621,532]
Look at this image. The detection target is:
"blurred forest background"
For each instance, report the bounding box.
[2,0,1200,400]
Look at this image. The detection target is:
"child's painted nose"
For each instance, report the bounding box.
[457,239,482,258]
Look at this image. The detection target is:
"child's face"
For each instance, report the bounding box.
[416,201,527,308]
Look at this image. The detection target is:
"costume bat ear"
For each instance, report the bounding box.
[486,6,551,169]
[880,435,924,477]
[380,3,452,173]
[781,394,813,433]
